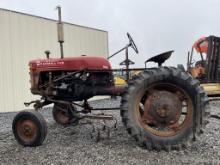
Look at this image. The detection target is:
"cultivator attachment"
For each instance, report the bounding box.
[79,113,117,142]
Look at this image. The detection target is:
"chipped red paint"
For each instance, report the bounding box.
[29,56,111,71]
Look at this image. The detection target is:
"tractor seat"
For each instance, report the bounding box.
[146,50,174,67]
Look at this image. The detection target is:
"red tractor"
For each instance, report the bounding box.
[12,8,208,151]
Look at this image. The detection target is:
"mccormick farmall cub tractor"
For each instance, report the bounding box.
[12,7,209,151]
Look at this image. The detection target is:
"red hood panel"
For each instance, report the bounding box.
[29,56,112,71]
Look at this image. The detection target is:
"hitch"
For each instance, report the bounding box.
[24,100,39,107]
[24,99,50,110]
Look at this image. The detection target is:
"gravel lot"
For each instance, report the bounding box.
[0,98,220,165]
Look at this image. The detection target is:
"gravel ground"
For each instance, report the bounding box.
[0,98,220,165]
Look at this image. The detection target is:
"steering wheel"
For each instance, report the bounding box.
[127,33,139,54]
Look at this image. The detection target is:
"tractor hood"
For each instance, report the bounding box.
[29,56,112,71]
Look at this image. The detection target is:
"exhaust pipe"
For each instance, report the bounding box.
[56,6,64,59]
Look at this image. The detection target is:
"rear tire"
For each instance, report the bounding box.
[120,67,208,151]
[177,64,185,72]
[12,110,47,147]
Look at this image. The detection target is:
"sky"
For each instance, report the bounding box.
[0,0,220,68]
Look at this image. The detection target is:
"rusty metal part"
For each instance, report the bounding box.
[175,90,186,102]
[24,99,51,110]
[16,119,38,143]
[47,98,121,113]
[142,90,182,127]
[37,83,126,102]
[136,83,193,137]
[47,98,72,105]
[89,107,120,111]
[53,103,78,125]
[82,114,114,120]
[38,70,82,89]
[79,113,117,142]
[24,100,39,107]
[30,67,142,100]
[99,85,126,96]
[55,109,70,124]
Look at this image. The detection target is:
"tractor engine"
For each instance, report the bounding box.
[28,56,119,101]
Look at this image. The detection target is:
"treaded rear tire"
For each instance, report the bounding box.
[177,64,186,72]
[120,67,208,151]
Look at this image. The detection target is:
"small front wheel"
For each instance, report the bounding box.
[52,103,78,126]
[12,110,47,147]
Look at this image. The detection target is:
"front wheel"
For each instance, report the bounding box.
[52,103,78,126]
[120,67,208,151]
[12,110,47,147]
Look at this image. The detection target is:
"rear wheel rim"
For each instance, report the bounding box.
[135,83,193,137]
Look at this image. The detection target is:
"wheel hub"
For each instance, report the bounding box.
[23,125,33,136]
[17,120,37,142]
[156,105,170,118]
[143,90,182,126]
